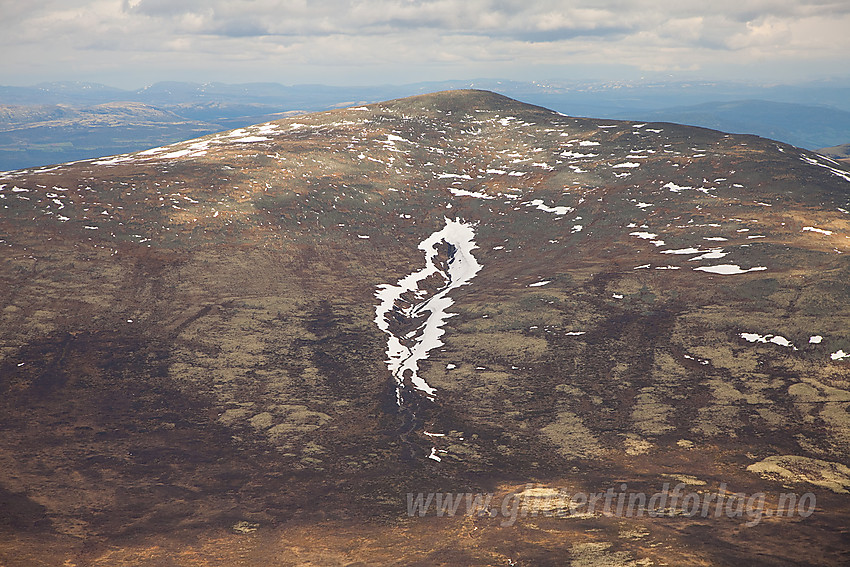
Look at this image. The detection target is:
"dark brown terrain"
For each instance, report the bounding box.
[1,90,849,565]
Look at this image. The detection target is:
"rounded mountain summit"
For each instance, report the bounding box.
[1,90,849,565]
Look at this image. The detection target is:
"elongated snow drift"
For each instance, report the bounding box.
[374,218,482,404]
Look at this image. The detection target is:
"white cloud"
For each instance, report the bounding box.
[1,1,848,86]
[727,16,791,49]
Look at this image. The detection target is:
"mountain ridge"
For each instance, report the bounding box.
[818,142,850,164]
[3,79,850,171]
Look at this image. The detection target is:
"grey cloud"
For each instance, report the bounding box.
[212,19,272,38]
[100,0,847,48]
[115,1,636,38]
[512,27,633,43]
[126,0,209,17]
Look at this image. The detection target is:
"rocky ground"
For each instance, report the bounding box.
[1,90,849,565]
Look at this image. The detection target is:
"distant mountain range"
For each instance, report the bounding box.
[612,100,850,151]
[2,79,850,171]
[0,100,305,172]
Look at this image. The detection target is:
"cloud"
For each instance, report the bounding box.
[126,0,208,17]
[2,1,849,86]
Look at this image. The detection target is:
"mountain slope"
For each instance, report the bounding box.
[818,142,850,165]
[1,90,850,565]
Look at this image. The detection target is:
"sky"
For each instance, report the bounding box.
[2,0,849,89]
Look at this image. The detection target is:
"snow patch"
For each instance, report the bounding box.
[694,265,767,275]
[661,248,703,255]
[800,154,850,182]
[663,182,692,193]
[527,199,573,215]
[630,231,658,240]
[231,136,270,143]
[740,333,796,349]
[802,226,833,235]
[161,149,193,159]
[560,150,597,159]
[374,219,482,403]
[450,188,495,200]
[689,249,728,261]
[831,350,849,360]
